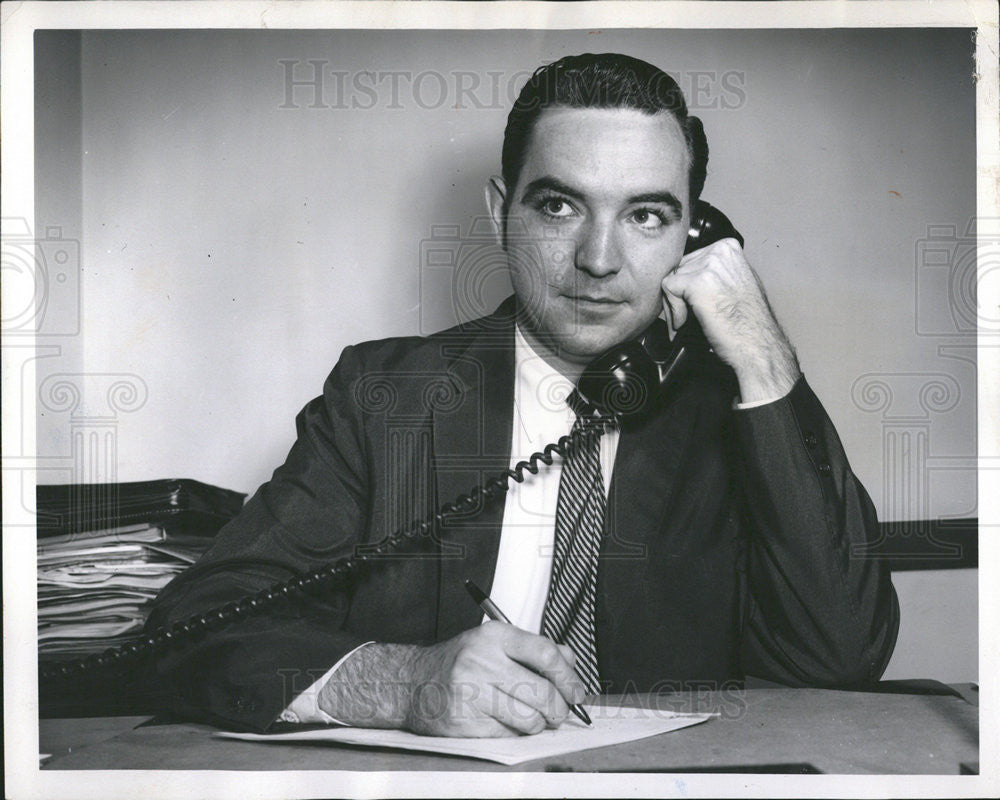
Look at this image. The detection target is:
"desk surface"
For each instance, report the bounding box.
[40,688,978,774]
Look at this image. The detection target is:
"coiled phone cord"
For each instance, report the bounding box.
[40,413,618,683]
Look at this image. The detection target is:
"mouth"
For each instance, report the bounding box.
[566,294,625,306]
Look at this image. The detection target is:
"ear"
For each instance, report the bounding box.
[484,176,507,248]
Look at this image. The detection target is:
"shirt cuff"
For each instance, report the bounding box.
[734,388,794,410]
[277,641,375,725]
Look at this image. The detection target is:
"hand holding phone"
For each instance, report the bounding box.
[660,234,800,405]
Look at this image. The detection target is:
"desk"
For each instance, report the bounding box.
[40,688,977,774]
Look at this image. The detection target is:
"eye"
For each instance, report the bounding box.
[538,196,576,219]
[629,208,667,230]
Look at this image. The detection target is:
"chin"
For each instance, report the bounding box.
[522,302,651,363]
[554,322,633,363]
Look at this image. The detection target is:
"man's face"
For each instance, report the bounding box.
[490,106,691,365]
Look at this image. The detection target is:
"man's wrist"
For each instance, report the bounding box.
[279,641,376,725]
[733,341,801,405]
[316,642,421,729]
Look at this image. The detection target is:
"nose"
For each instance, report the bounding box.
[574,216,623,278]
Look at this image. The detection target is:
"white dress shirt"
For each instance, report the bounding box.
[484,324,620,632]
[280,323,784,724]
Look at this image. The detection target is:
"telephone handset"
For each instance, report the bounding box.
[577,199,743,419]
[41,200,743,685]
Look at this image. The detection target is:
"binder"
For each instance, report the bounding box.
[36,478,246,537]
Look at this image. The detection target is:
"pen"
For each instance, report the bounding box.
[463,579,592,727]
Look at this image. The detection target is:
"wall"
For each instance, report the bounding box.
[34,28,979,681]
[882,568,978,682]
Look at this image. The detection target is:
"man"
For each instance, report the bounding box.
[146,53,899,736]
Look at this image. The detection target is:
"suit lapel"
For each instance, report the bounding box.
[432,311,516,641]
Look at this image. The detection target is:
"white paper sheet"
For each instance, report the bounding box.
[215,706,715,765]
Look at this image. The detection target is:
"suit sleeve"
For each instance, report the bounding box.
[734,375,900,686]
[142,345,373,732]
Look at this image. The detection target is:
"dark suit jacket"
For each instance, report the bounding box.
[145,299,899,731]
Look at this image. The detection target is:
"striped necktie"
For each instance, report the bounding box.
[541,390,610,695]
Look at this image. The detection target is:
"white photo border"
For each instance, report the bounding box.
[3,2,998,798]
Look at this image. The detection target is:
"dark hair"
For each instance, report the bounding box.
[501,53,708,209]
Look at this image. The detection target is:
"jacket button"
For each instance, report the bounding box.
[804,432,818,447]
[229,696,250,713]
[817,463,831,476]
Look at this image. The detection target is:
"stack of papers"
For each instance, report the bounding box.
[37,521,215,658]
[36,480,246,664]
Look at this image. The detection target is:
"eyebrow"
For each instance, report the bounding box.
[625,192,684,216]
[519,176,684,216]
[520,176,585,203]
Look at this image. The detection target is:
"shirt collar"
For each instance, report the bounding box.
[513,324,576,430]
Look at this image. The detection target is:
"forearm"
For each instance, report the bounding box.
[142,599,369,731]
[726,295,802,404]
[736,376,899,685]
[142,346,377,730]
[142,486,369,730]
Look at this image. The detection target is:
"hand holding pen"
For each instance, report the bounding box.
[368,583,590,737]
[465,579,592,727]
